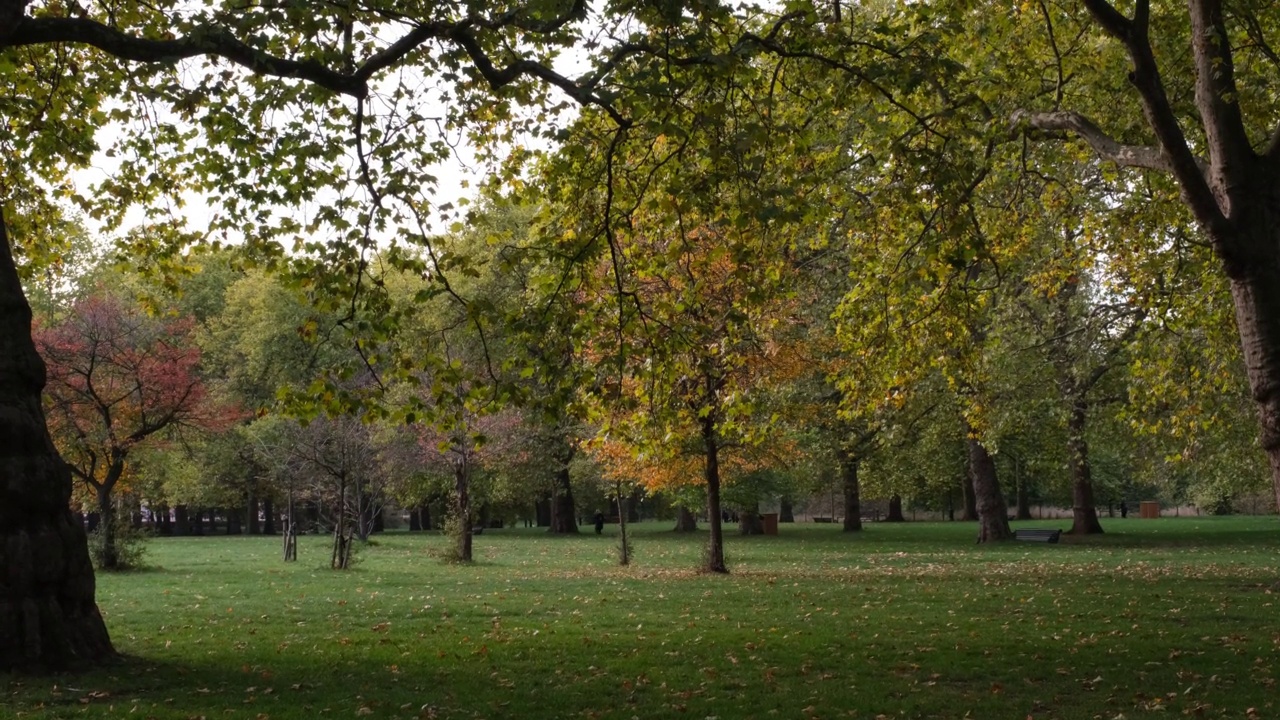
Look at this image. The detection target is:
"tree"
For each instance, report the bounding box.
[274,415,384,569]
[1012,0,1280,511]
[35,290,234,569]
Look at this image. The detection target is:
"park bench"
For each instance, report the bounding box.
[1014,528,1061,543]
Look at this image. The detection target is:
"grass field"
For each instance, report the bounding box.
[5,517,1280,720]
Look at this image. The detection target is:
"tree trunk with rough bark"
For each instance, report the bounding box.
[173,505,190,536]
[247,494,260,535]
[839,450,862,532]
[94,483,118,570]
[960,472,978,521]
[673,506,698,532]
[548,444,579,534]
[885,494,905,522]
[968,436,1012,542]
[453,459,473,563]
[1067,402,1104,534]
[1228,268,1280,515]
[701,413,727,573]
[779,496,795,523]
[1013,458,1033,521]
[0,213,114,672]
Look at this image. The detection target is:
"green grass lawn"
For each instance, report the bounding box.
[6,517,1280,720]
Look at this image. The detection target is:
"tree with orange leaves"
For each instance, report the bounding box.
[35,291,238,569]
[574,212,805,572]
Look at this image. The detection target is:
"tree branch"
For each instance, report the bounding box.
[1188,0,1254,209]
[1077,0,1232,242]
[9,16,369,97]
[446,26,629,127]
[1012,109,1182,172]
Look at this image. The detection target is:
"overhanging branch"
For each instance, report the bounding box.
[1011,109,1194,174]
[9,16,369,97]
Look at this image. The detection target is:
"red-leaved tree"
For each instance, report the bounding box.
[35,292,236,569]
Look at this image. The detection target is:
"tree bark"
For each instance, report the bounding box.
[1229,265,1280,515]
[0,212,114,672]
[246,494,260,535]
[453,458,473,562]
[838,449,862,532]
[960,472,978,521]
[1067,402,1104,534]
[779,496,795,523]
[94,483,118,570]
[673,506,698,532]
[548,443,579,534]
[885,494,905,522]
[262,497,275,535]
[968,436,1012,542]
[1014,458,1033,521]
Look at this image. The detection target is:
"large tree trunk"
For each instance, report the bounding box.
[1067,402,1104,534]
[738,503,763,535]
[839,449,862,532]
[0,213,114,672]
[960,472,978,521]
[885,494,905,522]
[701,414,727,573]
[262,497,276,535]
[673,506,698,532]
[779,496,795,523]
[1014,459,1034,521]
[1229,267,1280,515]
[173,505,190,536]
[246,494,261,535]
[548,444,579,534]
[968,435,1012,542]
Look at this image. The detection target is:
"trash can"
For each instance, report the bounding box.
[1139,501,1160,519]
[761,513,779,536]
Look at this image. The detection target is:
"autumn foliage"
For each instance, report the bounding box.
[34,291,239,567]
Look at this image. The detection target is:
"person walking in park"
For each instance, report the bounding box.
[593,510,605,535]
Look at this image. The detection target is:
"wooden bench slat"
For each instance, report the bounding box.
[1014,529,1061,543]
